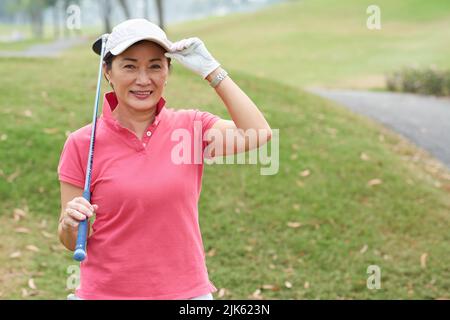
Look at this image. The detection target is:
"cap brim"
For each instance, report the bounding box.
[92,36,103,55]
[110,36,172,56]
[92,34,109,55]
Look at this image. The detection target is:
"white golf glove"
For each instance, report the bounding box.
[164,37,220,79]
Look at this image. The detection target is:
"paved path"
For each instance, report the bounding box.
[0,37,88,58]
[309,89,450,168]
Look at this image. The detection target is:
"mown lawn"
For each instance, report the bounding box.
[167,0,450,89]
[0,0,449,299]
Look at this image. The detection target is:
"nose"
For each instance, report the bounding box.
[135,69,152,86]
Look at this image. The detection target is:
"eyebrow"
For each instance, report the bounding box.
[121,58,162,63]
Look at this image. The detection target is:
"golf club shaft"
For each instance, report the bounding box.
[73,35,108,262]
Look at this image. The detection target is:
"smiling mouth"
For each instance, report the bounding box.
[130,90,153,99]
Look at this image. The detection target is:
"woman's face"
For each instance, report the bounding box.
[105,41,169,111]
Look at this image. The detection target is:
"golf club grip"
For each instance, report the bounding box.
[73,190,91,261]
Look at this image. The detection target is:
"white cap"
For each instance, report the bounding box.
[92,19,172,56]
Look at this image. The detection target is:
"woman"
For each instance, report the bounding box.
[58,19,272,300]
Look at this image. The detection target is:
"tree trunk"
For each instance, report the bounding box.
[53,4,60,39]
[118,0,131,19]
[155,0,164,30]
[30,7,44,39]
[102,0,112,33]
[143,0,149,19]
[63,0,70,38]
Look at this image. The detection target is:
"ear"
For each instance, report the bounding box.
[103,62,111,82]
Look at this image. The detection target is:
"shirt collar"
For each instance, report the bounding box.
[101,91,166,130]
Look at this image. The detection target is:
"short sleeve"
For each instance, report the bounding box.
[194,110,222,151]
[194,110,221,133]
[57,134,85,188]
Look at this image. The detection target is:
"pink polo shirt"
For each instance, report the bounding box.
[57,91,221,299]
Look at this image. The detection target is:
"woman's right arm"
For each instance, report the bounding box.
[58,181,97,251]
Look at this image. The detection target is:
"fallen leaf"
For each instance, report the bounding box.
[300,169,310,177]
[296,180,305,187]
[28,278,37,290]
[218,288,227,298]
[251,289,262,299]
[292,204,300,211]
[13,208,27,222]
[244,246,253,252]
[43,128,59,135]
[7,168,20,183]
[15,227,30,234]
[26,245,40,252]
[420,253,428,269]
[0,134,7,141]
[284,267,294,274]
[262,284,275,290]
[360,152,370,161]
[38,186,45,193]
[269,264,276,270]
[291,144,299,151]
[304,281,310,289]
[290,153,298,160]
[206,248,216,257]
[41,231,53,238]
[50,244,65,252]
[9,251,22,259]
[287,222,302,228]
[285,281,292,289]
[360,244,368,254]
[367,178,382,187]
[23,110,33,117]
[39,219,47,229]
[21,288,30,298]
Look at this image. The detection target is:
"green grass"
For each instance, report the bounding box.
[0,0,449,300]
[166,0,450,88]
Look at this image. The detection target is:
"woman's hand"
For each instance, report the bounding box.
[164,37,220,79]
[61,197,98,231]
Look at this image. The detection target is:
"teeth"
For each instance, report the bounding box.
[132,91,152,94]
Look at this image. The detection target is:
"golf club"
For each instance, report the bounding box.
[73,34,108,262]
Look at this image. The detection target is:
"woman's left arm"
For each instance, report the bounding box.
[205,67,272,156]
[165,37,272,156]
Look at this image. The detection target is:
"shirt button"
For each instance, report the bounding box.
[146,131,152,137]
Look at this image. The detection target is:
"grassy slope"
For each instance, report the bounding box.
[0,1,449,299]
[167,0,450,88]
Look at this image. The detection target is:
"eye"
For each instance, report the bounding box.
[150,64,161,69]
[124,65,136,69]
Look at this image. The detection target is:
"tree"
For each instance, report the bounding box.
[117,0,131,19]
[45,0,60,39]
[155,0,164,30]
[101,0,113,33]
[9,0,47,39]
